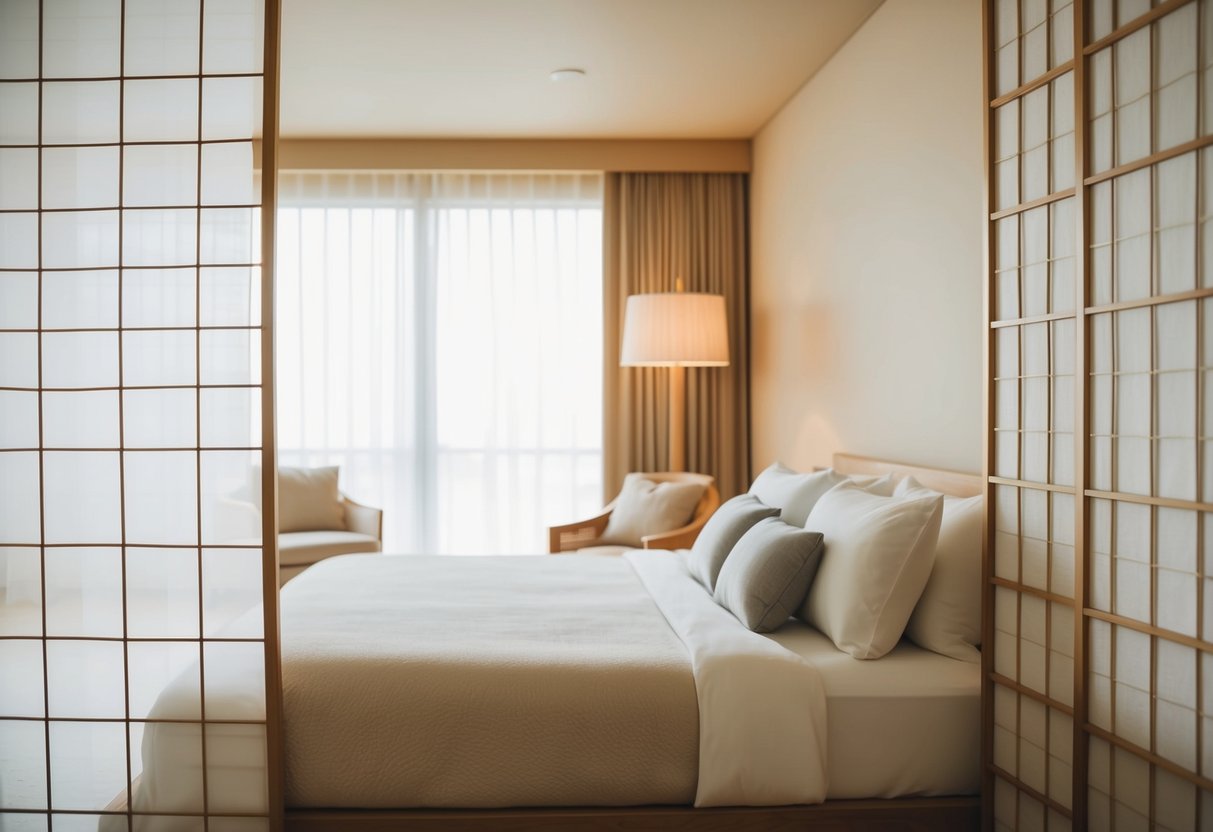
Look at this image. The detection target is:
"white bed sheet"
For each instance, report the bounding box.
[626,550,828,807]
[768,623,981,799]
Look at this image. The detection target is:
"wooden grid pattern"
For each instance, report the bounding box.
[0,0,282,829]
[984,0,1213,828]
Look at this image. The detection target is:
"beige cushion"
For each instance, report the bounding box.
[597,475,705,547]
[895,476,984,662]
[801,483,943,659]
[279,530,379,567]
[574,545,636,557]
[714,518,825,632]
[279,466,346,533]
[688,493,779,591]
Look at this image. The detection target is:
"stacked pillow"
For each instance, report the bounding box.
[689,464,857,633]
[894,476,983,662]
[692,462,977,663]
[747,463,895,526]
[687,493,823,633]
[800,482,942,659]
[687,493,779,590]
[747,464,847,526]
[713,517,825,632]
[691,463,907,637]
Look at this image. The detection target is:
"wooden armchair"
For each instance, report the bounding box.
[548,472,721,553]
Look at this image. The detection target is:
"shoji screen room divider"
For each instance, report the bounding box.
[985,0,1212,828]
[0,1,282,829]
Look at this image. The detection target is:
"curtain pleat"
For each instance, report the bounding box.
[602,172,751,501]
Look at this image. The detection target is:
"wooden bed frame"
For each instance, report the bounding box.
[286,798,979,831]
[284,454,984,832]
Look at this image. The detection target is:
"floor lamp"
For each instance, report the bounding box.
[619,285,730,472]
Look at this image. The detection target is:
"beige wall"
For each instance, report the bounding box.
[749,0,984,475]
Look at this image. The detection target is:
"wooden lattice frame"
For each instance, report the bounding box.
[0,1,284,828]
[983,0,1213,828]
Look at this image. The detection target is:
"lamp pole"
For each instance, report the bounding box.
[668,277,686,471]
[669,362,686,472]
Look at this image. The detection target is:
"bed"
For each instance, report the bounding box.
[130,454,983,831]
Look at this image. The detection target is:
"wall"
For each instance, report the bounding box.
[749,0,984,474]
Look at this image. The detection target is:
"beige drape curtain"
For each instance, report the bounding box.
[603,172,751,500]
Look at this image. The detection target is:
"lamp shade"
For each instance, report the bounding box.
[619,292,730,367]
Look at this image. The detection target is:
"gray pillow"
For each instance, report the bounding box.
[688,494,779,591]
[713,518,825,633]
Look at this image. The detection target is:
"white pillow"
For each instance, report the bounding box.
[749,463,844,527]
[850,472,897,496]
[895,476,984,662]
[598,475,705,547]
[749,463,896,526]
[801,482,944,659]
[278,466,347,533]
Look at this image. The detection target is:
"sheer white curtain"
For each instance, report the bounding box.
[276,171,604,554]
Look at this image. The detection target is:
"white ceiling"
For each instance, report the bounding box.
[279,0,883,139]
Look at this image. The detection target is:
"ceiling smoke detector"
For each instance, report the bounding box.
[549,68,586,82]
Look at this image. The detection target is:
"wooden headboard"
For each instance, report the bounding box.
[831,453,983,498]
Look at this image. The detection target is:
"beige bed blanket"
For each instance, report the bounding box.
[281,553,700,808]
[134,551,828,816]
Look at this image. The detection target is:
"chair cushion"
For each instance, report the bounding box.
[279,530,380,567]
[279,466,347,533]
[597,474,705,547]
[572,545,636,557]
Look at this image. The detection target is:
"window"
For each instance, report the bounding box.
[276,171,604,554]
